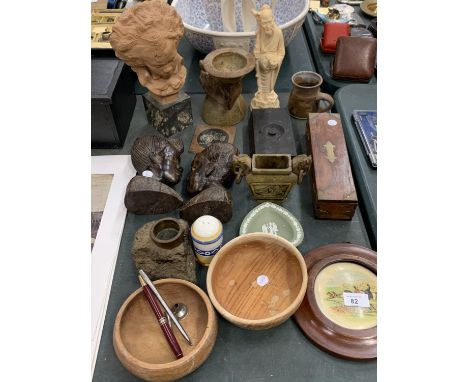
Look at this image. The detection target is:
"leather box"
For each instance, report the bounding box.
[91,58,136,148]
[320,22,350,53]
[331,37,377,82]
[306,113,358,220]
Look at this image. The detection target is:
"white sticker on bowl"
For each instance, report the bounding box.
[142,170,153,178]
[342,292,370,308]
[327,119,338,126]
[257,275,269,287]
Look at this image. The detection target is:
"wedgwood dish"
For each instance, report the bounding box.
[206,233,308,330]
[239,202,304,247]
[172,0,309,54]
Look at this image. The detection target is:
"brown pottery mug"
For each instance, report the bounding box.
[287,71,334,119]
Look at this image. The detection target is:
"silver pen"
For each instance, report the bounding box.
[139,269,193,346]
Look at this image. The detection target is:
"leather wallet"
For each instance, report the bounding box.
[320,22,350,53]
[331,36,377,81]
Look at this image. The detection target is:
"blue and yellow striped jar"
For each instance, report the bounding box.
[190,215,223,266]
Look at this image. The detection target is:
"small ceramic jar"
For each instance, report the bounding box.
[191,215,223,266]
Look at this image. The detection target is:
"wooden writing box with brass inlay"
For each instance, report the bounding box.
[306,113,358,220]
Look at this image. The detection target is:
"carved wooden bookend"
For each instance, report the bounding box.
[131,135,184,185]
[124,175,184,215]
[199,48,255,126]
[131,218,197,283]
[180,186,233,223]
[250,4,285,109]
[110,0,192,137]
[186,143,239,195]
[232,153,311,203]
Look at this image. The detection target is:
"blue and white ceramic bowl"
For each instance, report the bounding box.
[172,0,309,54]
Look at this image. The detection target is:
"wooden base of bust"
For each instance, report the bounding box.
[143,91,193,137]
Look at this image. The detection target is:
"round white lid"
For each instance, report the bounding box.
[191,215,222,239]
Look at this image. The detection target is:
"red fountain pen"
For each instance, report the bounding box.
[138,275,183,359]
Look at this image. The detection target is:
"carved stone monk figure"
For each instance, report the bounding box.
[250,4,285,109]
[110,0,186,104]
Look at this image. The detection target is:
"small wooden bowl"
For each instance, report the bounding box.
[113,278,217,382]
[207,233,308,330]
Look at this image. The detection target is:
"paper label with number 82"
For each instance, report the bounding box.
[342,292,370,308]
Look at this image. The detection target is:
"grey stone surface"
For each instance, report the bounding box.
[131,219,196,283]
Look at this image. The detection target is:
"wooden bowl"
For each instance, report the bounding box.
[113,278,218,382]
[207,233,308,330]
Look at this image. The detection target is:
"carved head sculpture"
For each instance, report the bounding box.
[292,154,312,184]
[110,0,186,102]
[252,4,275,36]
[232,154,252,183]
[131,135,184,185]
[187,143,239,194]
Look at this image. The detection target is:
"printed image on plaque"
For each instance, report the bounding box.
[91,174,114,251]
[189,125,236,153]
[314,262,377,330]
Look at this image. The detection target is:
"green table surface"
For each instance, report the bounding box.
[334,84,377,250]
[302,2,377,95]
[92,90,376,381]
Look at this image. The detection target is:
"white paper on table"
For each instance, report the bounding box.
[91,155,135,373]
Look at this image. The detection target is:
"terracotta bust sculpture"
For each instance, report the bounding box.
[250,4,285,109]
[110,0,186,104]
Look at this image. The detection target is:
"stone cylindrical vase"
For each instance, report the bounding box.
[199,48,255,126]
[131,218,197,283]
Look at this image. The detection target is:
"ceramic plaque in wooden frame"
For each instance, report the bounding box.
[293,243,377,360]
[189,125,236,153]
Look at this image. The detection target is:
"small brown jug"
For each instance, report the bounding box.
[287,71,334,119]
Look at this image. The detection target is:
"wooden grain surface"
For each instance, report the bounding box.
[207,233,307,330]
[307,113,357,202]
[294,243,377,360]
[113,279,218,382]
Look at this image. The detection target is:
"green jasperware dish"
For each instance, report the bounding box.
[239,202,304,247]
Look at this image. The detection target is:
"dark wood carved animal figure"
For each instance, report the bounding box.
[131,135,184,185]
[186,142,239,194]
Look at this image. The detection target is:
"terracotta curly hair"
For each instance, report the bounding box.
[110,0,184,67]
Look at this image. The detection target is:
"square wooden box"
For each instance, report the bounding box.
[91,58,136,148]
[306,113,358,220]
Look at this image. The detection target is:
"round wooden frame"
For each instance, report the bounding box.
[293,243,377,360]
